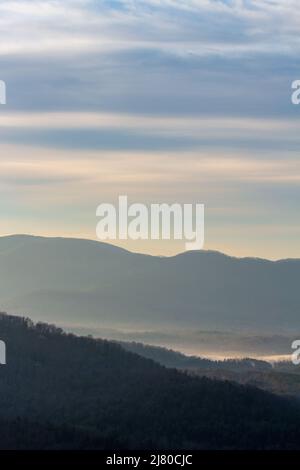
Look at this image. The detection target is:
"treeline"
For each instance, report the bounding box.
[119,341,273,371]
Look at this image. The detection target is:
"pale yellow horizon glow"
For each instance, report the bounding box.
[0,110,299,261]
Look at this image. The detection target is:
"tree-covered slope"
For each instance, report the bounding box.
[0,312,300,449]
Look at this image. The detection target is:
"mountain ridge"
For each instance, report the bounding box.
[0,234,299,335]
[1,234,299,262]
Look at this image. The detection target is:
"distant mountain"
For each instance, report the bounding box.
[1,311,300,449]
[0,234,299,333]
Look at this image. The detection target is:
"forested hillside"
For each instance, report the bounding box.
[0,312,300,449]
[120,341,300,398]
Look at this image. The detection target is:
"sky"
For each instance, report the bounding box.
[0,0,299,258]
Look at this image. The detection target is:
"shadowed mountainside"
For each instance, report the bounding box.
[119,341,300,398]
[1,311,300,449]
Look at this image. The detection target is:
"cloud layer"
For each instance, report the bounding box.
[0,0,299,258]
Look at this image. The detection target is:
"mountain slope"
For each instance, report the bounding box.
[118,341,273,371]
[1,312,300,449]
[0,235,300,332]
[119,341,300,398]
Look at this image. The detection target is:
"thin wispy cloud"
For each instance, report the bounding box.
[0,0,299,258]
[1,1,300,57]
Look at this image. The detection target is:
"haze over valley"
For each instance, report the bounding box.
[1,234,298,360]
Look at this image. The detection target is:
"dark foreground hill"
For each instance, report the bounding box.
[0,313,300,449]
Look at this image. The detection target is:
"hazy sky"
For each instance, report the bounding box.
[0,0,299,258]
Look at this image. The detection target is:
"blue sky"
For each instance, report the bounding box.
[0,0,299,258]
